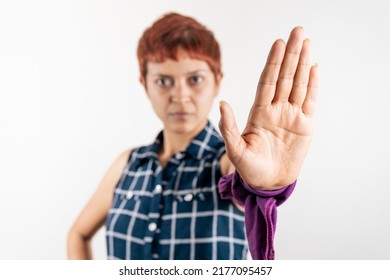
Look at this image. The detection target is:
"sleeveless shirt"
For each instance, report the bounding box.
[105,121,248,259]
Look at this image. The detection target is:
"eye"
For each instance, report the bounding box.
[189,75,204,85]
[156,77,173,87]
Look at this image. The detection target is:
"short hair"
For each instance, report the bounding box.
[137,12,221,81]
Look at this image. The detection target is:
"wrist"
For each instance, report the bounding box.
[237,171,295,192]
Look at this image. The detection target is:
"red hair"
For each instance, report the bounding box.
[137,13,221,81]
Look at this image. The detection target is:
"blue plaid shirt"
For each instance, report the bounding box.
[105,121,248,259]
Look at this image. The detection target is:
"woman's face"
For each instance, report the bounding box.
[143,48,222,135]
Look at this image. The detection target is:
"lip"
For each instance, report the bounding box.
[168,112,194,119]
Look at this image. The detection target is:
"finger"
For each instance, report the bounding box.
[302,64,319,117]
[253,39,286,106]
[289,39,312,106]
[218,101,244,165]
[274,26,305,102]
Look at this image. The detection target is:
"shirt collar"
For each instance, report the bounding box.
[139,120,224,161]
[183,120,223,160]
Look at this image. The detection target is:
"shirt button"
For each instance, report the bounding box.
[154,184,162,194]
[175,153,185,160]
[184,193,193,202]
[148,222,157,232]
[126,191,134,199]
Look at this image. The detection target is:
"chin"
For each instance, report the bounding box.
[167,122,195,134]
[165,118,205,135]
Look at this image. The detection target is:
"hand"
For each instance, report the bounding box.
[219,26,319,190]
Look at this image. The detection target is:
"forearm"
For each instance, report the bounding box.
[67,228,93,260]
[218,171,296,259]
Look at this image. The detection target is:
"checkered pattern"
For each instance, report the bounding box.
[105,121,248,259]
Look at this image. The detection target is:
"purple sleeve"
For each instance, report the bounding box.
[218,171,296,260]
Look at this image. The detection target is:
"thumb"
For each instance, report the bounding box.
[219,101,243,163]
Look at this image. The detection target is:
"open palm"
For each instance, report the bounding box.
[219,27,319,190]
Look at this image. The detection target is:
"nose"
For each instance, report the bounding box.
[171,82,191,103]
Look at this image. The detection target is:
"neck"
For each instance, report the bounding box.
[159,120,207,166]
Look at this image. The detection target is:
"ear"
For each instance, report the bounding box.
[139,75,151,99]
[214,71,223,97]
[139,75,147,89]
[216,71,224,84]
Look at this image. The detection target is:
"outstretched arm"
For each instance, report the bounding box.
[219,26,319,190]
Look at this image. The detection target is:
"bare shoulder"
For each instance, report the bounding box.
[99,148,133,204]
[99,148,132,194]
[107,148,132,183]
[68,148,132,240]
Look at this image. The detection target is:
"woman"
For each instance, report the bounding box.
[67,12,319,260]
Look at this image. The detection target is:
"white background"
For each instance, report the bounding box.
[0,0,389,259]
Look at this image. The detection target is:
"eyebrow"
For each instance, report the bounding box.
[187,69,209,75]
[150,69,210,77]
